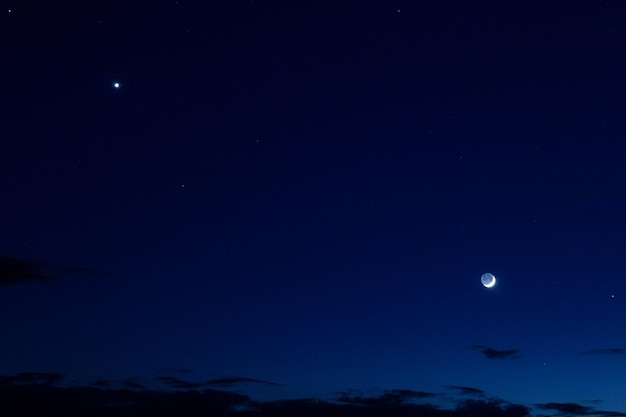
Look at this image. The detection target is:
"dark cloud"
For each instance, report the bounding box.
[121,379,146,390]
[447,385,486,396]
[155,376,205,390]
[336,388,438,406]
[206,376,283,387]
[472,344,521,360]
[0,256,56,286]
[0,382,250,416]
[0,373,539,417]
[91,378,112,387]
[536,402,594,415]
[457,400,530,417]
[535,402,626,417]
[0,256,97,287]
[1,372,64,385]
[579,348,626,356]
[259,397,441,416]
[155,375,283,390]
[3,372,626,417]
[257,397,529,417]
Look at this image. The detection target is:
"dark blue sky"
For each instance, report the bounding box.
[3,1,626,415]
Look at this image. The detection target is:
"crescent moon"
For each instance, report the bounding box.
[481,273,496,288]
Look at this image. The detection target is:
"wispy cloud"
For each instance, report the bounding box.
[206,376,282,387]
[122,379,146,390]
[447,385,486,396]
[0,256,56,286]
[0,256,96,287]
[154,375,283,390]
[472,345,521,360]
[579,348,626,356]
[155,376,205,389]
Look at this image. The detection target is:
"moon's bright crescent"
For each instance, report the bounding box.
[481,273,496,288]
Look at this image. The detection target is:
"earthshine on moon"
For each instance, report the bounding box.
[481,273,496,288]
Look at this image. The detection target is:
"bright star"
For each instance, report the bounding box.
[113,82,120,89]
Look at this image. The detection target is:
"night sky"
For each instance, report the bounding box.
[3,1,626,416]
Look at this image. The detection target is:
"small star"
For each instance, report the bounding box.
[181,184,185,188]
[8,9,12,13]
[113,82,120,89]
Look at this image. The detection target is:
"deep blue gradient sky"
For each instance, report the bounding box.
[3,1,626,414]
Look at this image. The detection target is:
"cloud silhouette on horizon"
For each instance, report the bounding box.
[336,388,438,406]
[4,371,626,417]
[121,379,147,390]
[91,378,113,388]
[155,375,283,390]
[579,348,626,356]
[535,402,626,417]
[472,345,521,360]
[0,372,64,386]
[258,397,530,417]
[0,256,97,287]
[537,402,592,415]
[457,400,529,417]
